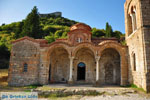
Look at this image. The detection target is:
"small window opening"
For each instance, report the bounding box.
[76,38,82,43]
[23,63,28,72]
[133,53,136,71]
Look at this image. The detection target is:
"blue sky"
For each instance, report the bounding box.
[0,0,126,33]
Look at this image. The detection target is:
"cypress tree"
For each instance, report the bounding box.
[105,22,113,37]
[21,6,41,38]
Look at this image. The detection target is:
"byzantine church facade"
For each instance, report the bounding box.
[8,0,150,92]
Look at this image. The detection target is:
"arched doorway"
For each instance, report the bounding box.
[99,48,121,85]
[77,62,86,80]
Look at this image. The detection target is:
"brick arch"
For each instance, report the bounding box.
[45,43,71,83]
[98,41,125,57]
[47,42,71,57]
[98,41,128,86]
[72,43,96,57]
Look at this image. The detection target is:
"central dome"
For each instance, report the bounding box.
[70,23,92,31]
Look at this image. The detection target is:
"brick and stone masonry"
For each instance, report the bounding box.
[8,0,150,93]
[8,23,128,87]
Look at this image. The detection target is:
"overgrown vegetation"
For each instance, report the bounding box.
[38,89,102,98]
[0,6,125,69]
[121,84,146,93]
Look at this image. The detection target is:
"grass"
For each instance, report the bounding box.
[38,92,101,99]
[121,84,146,93]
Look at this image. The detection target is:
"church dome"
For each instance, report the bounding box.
[70,23,92,31]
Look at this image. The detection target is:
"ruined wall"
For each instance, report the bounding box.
[124,0,150,91]
[99,48,120,85]
[140,0,150,92]
[8,40,40,86]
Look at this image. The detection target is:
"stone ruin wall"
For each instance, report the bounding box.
[8,40,40,86]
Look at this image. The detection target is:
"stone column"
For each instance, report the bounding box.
[95,56,100,86]
[68,56,74,84]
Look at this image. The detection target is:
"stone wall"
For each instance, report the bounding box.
[140,0,150,92]
[8,39,40,86]
[125,0,150,92]
[99,48,120,85]
[39,12,62,18]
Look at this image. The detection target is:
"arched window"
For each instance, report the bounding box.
[128,14,133,35]
[76,37,82,43]
[133,53,136,71]
[130,6,137,33]
[23,63,28,72]
[127,6,137,36]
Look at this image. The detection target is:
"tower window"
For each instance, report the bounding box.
[23,63,28,72]
[133,53,136,71]
[128,7,137,35]
[76,38,82,43]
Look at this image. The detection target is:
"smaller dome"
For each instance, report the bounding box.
[70,23,92,31]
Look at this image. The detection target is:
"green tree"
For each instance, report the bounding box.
[92,28,105,37]
[21,6,42,38]
[45,32,55,43]
[112,31,122,39]
[54,30,63,39]
[14,22,24,39]
[105,22,113,37]
[0,33,15,69]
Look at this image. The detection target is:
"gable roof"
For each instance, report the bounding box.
[11,36,41,44]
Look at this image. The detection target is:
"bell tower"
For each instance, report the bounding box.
[125,0,150,92]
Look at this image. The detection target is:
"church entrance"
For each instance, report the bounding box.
[77,62,86,80]
[74,48,95,83]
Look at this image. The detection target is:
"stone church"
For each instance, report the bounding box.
[8,0,150,92]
